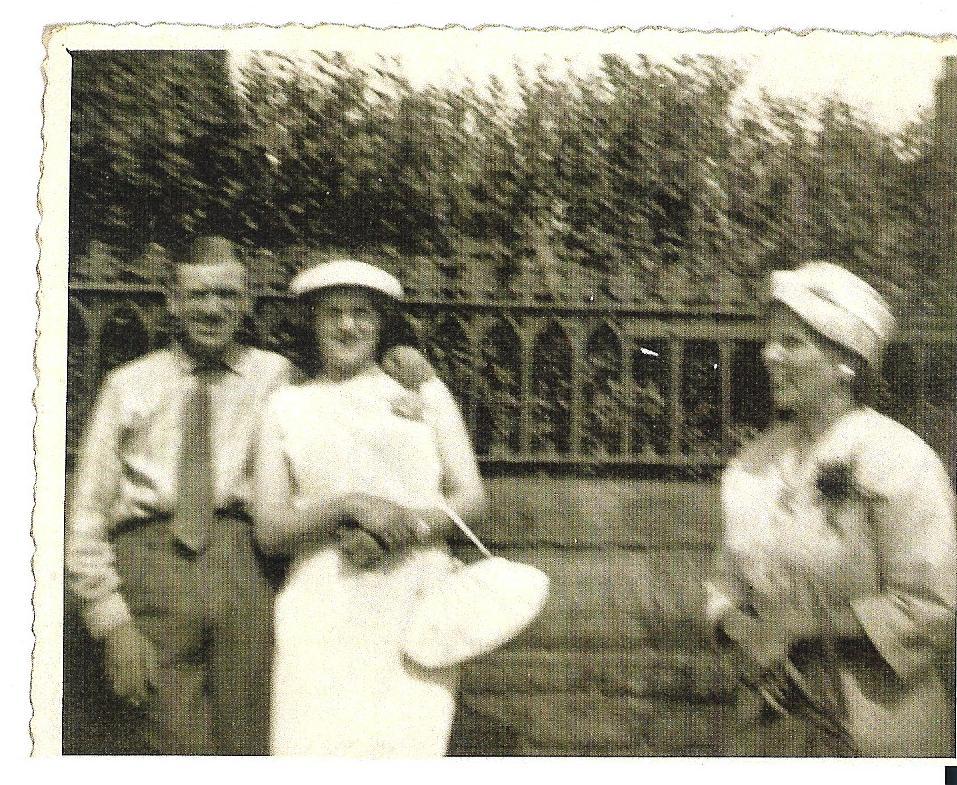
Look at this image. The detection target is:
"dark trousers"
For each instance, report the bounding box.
[112,513,274,755]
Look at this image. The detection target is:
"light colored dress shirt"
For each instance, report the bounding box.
[68,343,293,637]
[705,407,956,755]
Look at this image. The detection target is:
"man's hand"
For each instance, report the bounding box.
[381,346,436,391]
[340,492,419,552]
[103,622,158,706]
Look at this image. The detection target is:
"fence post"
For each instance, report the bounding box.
[915,339,928,428]
[519,321,534,456]
[464,321,480,439]
[621,330,634,456]
[719,339,733,458]
[570,334,585,457]
[66,299,94,466]
[669,336,684,457]
[471,313,488,453]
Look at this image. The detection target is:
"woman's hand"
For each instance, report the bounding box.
[404,507,454,544]
[340,492,420,552]
[718,607,794,707]
[722,607,792,670]
[775,603,822,644]
[337,526,387,569]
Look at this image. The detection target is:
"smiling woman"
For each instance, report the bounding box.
[251,258,487,757]
[310,289,384,380]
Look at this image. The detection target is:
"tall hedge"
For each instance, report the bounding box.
[68,50,955,321]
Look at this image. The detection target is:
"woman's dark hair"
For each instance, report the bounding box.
[373,293,418,359]
[297,287,419,378]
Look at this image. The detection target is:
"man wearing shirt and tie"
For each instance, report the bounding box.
[67,236,432,755]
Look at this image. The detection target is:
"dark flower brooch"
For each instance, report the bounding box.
[815,460,855,504]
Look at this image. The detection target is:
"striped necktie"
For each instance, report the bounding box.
[173,366,214,553]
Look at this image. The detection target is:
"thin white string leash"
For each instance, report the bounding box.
[377,469,493,559]
[437,502,493,559]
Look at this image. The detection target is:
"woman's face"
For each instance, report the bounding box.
[312,287,383,378]
[762,305,848,416]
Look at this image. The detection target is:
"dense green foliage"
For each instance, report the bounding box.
[69,50,955,321]
[69,50,248,266]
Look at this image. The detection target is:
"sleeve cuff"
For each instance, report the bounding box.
[850,594,921,681]
[83,592,133,639]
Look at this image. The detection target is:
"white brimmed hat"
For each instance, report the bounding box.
[770,261,895,367]
[290,259,404,300]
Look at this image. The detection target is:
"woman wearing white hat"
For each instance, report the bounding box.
[252,259,487,756]
[706,262,956,756]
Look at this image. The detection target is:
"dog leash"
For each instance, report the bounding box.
[437,503,493,559]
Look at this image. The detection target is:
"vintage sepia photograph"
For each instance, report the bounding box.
[35,24,956,758]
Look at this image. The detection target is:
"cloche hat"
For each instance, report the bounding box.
[770,261,896,368]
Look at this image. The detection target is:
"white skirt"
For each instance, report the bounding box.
[271,544,460,757]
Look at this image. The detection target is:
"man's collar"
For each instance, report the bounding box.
[171,341,247,376]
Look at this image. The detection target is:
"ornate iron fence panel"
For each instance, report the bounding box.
[67,283,957,476]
